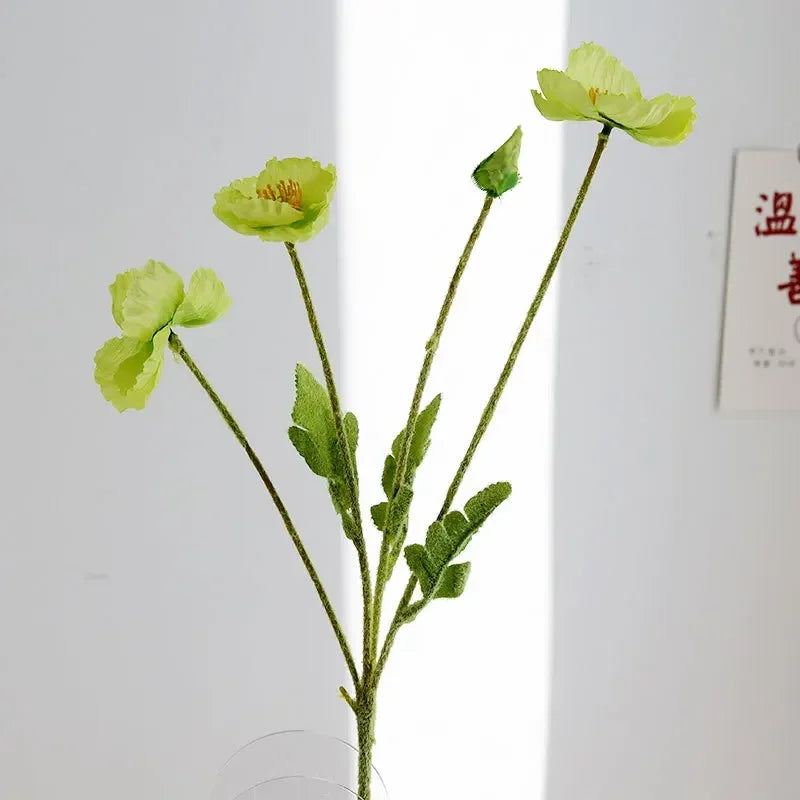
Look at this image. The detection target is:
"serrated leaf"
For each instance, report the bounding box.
[464,481,512,525]
[387,484,413,535]
[390,394,441,474]
[341,511,358,541]
[344,412,358,464]
[408,393,441,468]
[404,481,511,602]
[371,502,388,530]
[376,394,441,549]
[328,479,350,515]
[289,364,361,520]
[404,544,433,595]
[435,562,471,599]
[381,455,396,499]
[290,364,336,479]
[288,426,328,478]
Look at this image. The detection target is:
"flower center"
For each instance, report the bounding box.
[256,179,303,210]
[588,87,608,105]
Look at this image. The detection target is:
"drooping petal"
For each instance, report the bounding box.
[626,96,696,146]
[110,269,135,329]
[93,327,170,412]
[565,42,641,97]
[595,92,677,130]
[112,260,185,341]
[172,268,233,327]
[254,203,331,243]
[531,90,584,122]
[536,69,597,119]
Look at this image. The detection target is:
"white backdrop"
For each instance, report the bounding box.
[338,2,563,798]
[0,3,350,798]
[0,1,562,799]
[548,1,800,798]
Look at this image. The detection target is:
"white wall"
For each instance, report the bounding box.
[0,3,351,798]
[338,2,564,797]
[548,2,800,799]
[0,1,567,797]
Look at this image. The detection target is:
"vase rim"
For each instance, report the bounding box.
[213,728,388,798]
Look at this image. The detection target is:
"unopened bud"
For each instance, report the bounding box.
[472,126,522,197]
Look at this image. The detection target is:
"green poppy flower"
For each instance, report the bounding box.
[213,157,337,243]
[532,42,696,146]
[94,260,231,411]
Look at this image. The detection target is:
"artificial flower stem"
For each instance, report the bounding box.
[373,576,416,689]
[283,243,374,683]
[438,125,612,519]
[167,331,360,688]
[376,125,612,680]
[371,194,495,656]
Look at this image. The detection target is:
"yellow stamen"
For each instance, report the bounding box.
[588,87,608,105]
[257,178,303,210]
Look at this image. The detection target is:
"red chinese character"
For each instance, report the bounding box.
[755,192,797,236]
[778,252,800,304]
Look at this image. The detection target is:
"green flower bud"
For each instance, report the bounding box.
[472,126,522,198]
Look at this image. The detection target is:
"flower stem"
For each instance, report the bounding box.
[356,692,377,800]
[371,194,494,658]
[376,125,612,679]
[167,331,360,689]
[437,125,612,519]
[284,243,374,691]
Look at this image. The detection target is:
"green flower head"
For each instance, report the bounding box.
[94,260,231,411]
[472,126,522,198]
[213,157,337,243]
[532,42,696,146]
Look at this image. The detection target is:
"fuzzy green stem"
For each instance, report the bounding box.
[371,194,494,658]
[375,126,612,682]
[373,577,416,688]
[437,125,611,519]
[167,331,359,689]
[356,694,377,799]
[284,243,374,692]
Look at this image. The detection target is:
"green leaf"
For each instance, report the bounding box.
[435,562,471,599]
[370,484,412,539]
[464,481,512,526]
[378,393,441,535]
[404,481,511,601]
[327,477,350,515]
[340,511,358,542]
[288,426,328,478]
[387,484,413,535]
[385,484,414,572]
[390,394,441,473]
[371,502,388,530]
[288,365,361,524]
[172,268,232,327]
[404,543,432,594]
[289,364,337,479]
[381,455,396,499]
[344,412,359,465]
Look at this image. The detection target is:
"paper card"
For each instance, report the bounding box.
[719,149,800,411]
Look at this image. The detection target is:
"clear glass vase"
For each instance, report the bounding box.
[210,729,389,800]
